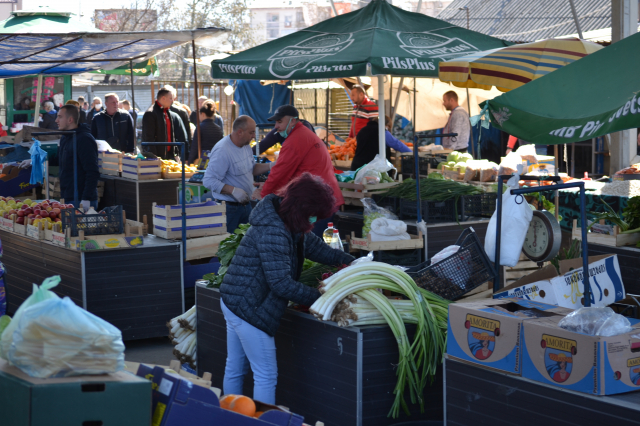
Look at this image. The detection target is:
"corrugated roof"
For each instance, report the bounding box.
[437,0,612,42]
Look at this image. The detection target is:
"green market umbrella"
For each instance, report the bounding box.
[0,8,101,33]
[210,0,510,80]
[481,31,640,145]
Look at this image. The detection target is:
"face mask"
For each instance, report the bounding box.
[278,117,296,139]
[309,216,317,224]
[95,104,102,110]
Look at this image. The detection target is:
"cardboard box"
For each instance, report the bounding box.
[178,183,213,204]
[447,298,571,375]
[69,234,144,251]
[494,255,625,309]
[527,155,555,175]
[522,316,640,395]
[0,359,151,426]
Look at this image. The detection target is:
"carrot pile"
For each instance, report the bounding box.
[403,141,413,148]
[328,137,356,161]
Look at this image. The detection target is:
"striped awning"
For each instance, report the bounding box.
[438,38,603,92]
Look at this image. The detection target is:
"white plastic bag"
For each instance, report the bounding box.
[362,198,398,236]
[558,307,632,336]
[8,296,125,378]
[484,164,534,267]
[498,152,523,176]
[354,154,396,185]
[0,276,61,359]
[369,218,410,242]
[515,144,538,164]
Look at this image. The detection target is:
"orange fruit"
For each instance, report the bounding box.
[254,411,264,418]
[229,395,256,417]
[219,394,235,410]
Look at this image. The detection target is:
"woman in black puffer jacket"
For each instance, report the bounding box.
[220,173,354,404]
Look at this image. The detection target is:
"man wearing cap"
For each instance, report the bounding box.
[202,115,272,233]
[260,105,344,236]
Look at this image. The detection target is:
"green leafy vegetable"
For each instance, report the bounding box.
[206,223,251,288]
[0,315,10,336]
[623,196,640,230]
[587,198,630,232]
[550,239,582,274]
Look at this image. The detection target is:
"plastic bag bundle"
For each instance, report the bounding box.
[484,164,534,267]
[0,276,61,359]
[354,154,396,185]
[515,144,538,164]
[558,307,632,337]
[498,152,523,176]
[8,296,125,378]
[369,217,410,242]
[362,198,398,236]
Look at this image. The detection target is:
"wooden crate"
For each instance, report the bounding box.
[152,201,227,240]
[185,233,230,261]
[502,252,548,288]
[162,170,195,180]
[338,180,400,206]
[121,156,162,180]
[441,164,465,181]
[572,219,640,247]
[350,231,423,251]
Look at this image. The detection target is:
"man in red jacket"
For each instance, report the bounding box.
[349,85,379,138]
[261,105,344,236]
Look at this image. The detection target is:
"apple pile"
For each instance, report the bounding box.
[0,197,73,229]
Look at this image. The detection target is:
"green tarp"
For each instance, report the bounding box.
[210,0,509,80]
[483,31,640,144]
[91,57,158,76]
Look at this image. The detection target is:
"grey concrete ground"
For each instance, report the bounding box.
[124,337,175,365]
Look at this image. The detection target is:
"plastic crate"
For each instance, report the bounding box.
[334,211,364,239]
[371,194,399,215]
[61,205,124,237]
[405,228,495,301]
[371,248,423,267]
[459,194,497,221]
[399,198,457,223]
[400,155,440,176]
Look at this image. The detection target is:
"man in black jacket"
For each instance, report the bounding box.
[90,93,135,153]
[55,105,99,211]
[86,97,104,128]
[141,88,188,159]
[164,85,192,154]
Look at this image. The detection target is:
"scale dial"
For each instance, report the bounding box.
[522,210,562,263]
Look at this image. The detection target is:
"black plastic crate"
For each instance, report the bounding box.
[405,228,495,301]
[61,205,124,237]
[370,248,423,268]
[400,155,440,176]
[458,193,497,220]
[371,193,399,215]
[334,211,364,239]
[399,198,457,223]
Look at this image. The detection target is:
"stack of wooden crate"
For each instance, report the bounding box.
[121,155,162,180]
[152,200,229,261]
[98,151,123,176]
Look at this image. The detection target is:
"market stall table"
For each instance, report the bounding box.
[196,284,444,426]
[1,231,183,341]
[99,175,181,222]
[445,356,640,425]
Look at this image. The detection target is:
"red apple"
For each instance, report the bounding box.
[48,212,57,220]
[8,209,16,215]
[35,215,42,219]
[6,197,13,200]
[51,208,61,215]
[27,213,35,219]
[40,211,49,218]
[51,202,60,208]
[54,218,61,223]
[17,210,25,217]
[21,204,29,209]
[16,217,24,225]
[3,214,8,219]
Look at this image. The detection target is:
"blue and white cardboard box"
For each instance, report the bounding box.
[494,255,625,310]
[522,315,640,395]
[447,297,572,375]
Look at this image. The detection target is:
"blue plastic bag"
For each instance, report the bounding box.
[28,138,48,185]
[0,263,5,317]
[8,296,125,378]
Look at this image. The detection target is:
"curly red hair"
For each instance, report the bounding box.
[277,173,336,234]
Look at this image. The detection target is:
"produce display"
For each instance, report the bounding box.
[263,142,281,156]
[441,151,473,172]
[328,137,356,160]
[205,224,251,288]
[383,175,483,202]
[160,159,198,173]
[168,306,197,369]
[588,196,640,238]
[310,261,449,418]
[615,162,640,175]
[0,196,69,227]
[219,394,271,418]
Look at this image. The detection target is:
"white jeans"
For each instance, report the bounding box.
[220,299,278,404]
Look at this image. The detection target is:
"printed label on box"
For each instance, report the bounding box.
[465,314,499,361]
[541,334,577,384]
[158,378,173,396]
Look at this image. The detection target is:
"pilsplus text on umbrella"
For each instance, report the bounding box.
[382,57,436,71]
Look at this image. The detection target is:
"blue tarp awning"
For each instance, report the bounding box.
[0,30,229,77]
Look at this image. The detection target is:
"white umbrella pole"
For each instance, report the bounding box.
[378,76,386,159]
[32,74,43,127]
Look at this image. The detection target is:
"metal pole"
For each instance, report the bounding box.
[579,184,591,306]
[413,81,422,223]
[129,60,137,151]
[181,142,186,261]
[73,132,78,206]
[571,142,576,177]
[329,0,338,16]
[494,176,504,291]
[568,0,584,38]
[192,40,201,161]
[466,88,475,158]
[325,81,330,134]
[45,159,49,200]
[377,76,386,159]
[33,74,43,127]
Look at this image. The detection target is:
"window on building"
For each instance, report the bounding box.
[296,11,304,25]
[268,28,280,39]
[267,13,280,39]
[284,15,292,28]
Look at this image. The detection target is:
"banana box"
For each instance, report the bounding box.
[447,298,572,375]
[69,234,144,251]
[522,315,640,395]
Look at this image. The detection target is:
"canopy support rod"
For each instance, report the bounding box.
[129,60,137,146]
[568,0,584,39]
[378,76,386,159]
[6,37,82,64]
[192,39,201,161]
[329,0,338,16]
[32,74,43,127]
[467,88,475,158]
